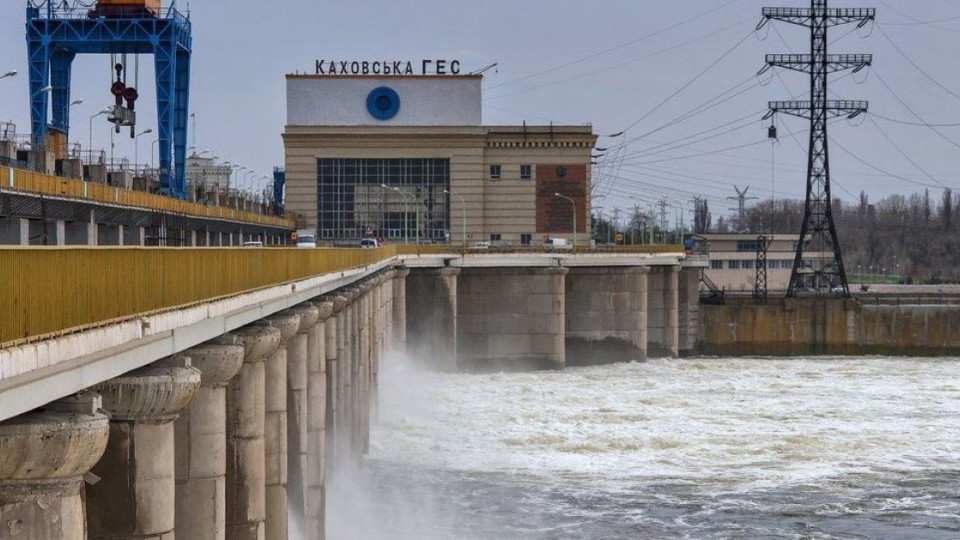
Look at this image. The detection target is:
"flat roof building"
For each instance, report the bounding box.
[283,73,596,245]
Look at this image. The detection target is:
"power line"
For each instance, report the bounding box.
[875,23,960,103]
[605,29,757,137]
[831,137,950,190]
[872,68,960,153]
[871,112,960,127]
[485,16,753,102]
[485,0,742,92]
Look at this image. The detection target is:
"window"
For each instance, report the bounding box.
[710,260,723,270]
[521,233,532,245]
[490,234,502,241]
[520,165,532,180]
[489,165,501,180]
[728,260,741,270]
[742,260,754,270]
[736,241,759,252]
[769,260,780,270]
[782,259,794,269]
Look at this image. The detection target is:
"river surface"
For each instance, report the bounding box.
[327,357,960,539]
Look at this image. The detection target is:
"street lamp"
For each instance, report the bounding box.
[443,189,466,246]
[0,70,17,80]
[381,184,415,244]
[89,108,111,161]
[134,128,152,174]
[554,192,577,249]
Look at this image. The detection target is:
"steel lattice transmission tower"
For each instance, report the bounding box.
[758,0,874,297]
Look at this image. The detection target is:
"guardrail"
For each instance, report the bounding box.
[1,165,294,229]
[1,245,684,348]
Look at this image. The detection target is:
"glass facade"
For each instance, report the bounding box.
[317,158,450,242]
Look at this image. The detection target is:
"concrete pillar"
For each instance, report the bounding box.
[87,358,202,539]
[226,325,282,540]
[0,394,109,540]
[564,266,649,365]
[391,268,410,352]
[324,295,346,474]
[647,266,680,358]
[54,220,66,246]
[341,287,361,461]
[458,267,567,371]
[175,341,246,540]
[306,301,333,540]
[263,313,302,540]
[678,266,701,357]
[283,303,319,538]
[406,267,459,371]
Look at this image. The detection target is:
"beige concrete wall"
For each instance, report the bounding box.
[699,298,960,356]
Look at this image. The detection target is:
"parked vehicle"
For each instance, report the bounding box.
[469,241,491,250]
[242,241,264,247]
[544,237,572,250]
[360,238,379,248]
[296,230,316,248]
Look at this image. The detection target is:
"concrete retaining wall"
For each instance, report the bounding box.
[698,298,960,356]
[564,266,647,365]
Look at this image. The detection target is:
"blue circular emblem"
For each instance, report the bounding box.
[366,86,400,120]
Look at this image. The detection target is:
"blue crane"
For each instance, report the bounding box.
[26,1,192,198]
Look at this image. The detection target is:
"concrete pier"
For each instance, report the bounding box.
[226,325,282,540]
[284,303,320,538]
[391,268,410,352]
[406,267,460,371]
[175,341,246,540]
[0,394,109,540]
[307,301,334,540]
[565,266,649,365]
[87,358,202,539]
[647,266,680,357]
[262,313,302,540]
[458,267,567,371]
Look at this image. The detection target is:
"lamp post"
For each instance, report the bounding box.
[443,189,466,246]
[381,184,413,244]
[0,70,17,81]
[244,170,255,195]
[134,128,152,175]
[554,192,577,250]
[89,108,111,162]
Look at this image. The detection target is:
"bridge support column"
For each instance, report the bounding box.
[0,394,109,540]
[174,341,245,540]
[457,266,567,371]
[306,301,333,540]
[678,266,701,357]
[406,267,459,371]
[262,313,302,540]
[391,268,409,353]
[87,358,202,539]
[564,266,649,365]
[324,295,347,476]
[342,287,361,461]
[226,325,282,540]
[647,266,680,358]
[283,303,319,539]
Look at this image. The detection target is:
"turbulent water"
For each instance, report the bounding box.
[327,357,960,539]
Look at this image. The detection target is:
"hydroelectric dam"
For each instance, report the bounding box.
[0,245,699,539]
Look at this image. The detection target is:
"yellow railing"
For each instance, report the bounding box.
[1,165,295,229]
[0,246,396,347]
[0,244,685,348]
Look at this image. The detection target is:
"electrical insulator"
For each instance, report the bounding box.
[768,124,778,140]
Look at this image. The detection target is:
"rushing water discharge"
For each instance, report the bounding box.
[327,357,960,539]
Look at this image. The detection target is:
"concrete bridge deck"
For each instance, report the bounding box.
[0,244,693,539]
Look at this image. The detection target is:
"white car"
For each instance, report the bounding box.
[360,238,379,248]
[296,234,316,248]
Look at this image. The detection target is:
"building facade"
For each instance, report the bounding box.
[283,73,595,245]
[703,233,832,292]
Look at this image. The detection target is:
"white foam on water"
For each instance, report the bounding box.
[370,356,960,492]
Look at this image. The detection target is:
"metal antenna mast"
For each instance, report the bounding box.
[758,0,874,297]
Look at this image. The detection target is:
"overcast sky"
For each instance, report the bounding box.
[2,0,960,220]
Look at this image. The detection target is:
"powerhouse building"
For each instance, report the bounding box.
[283,72,596,244]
